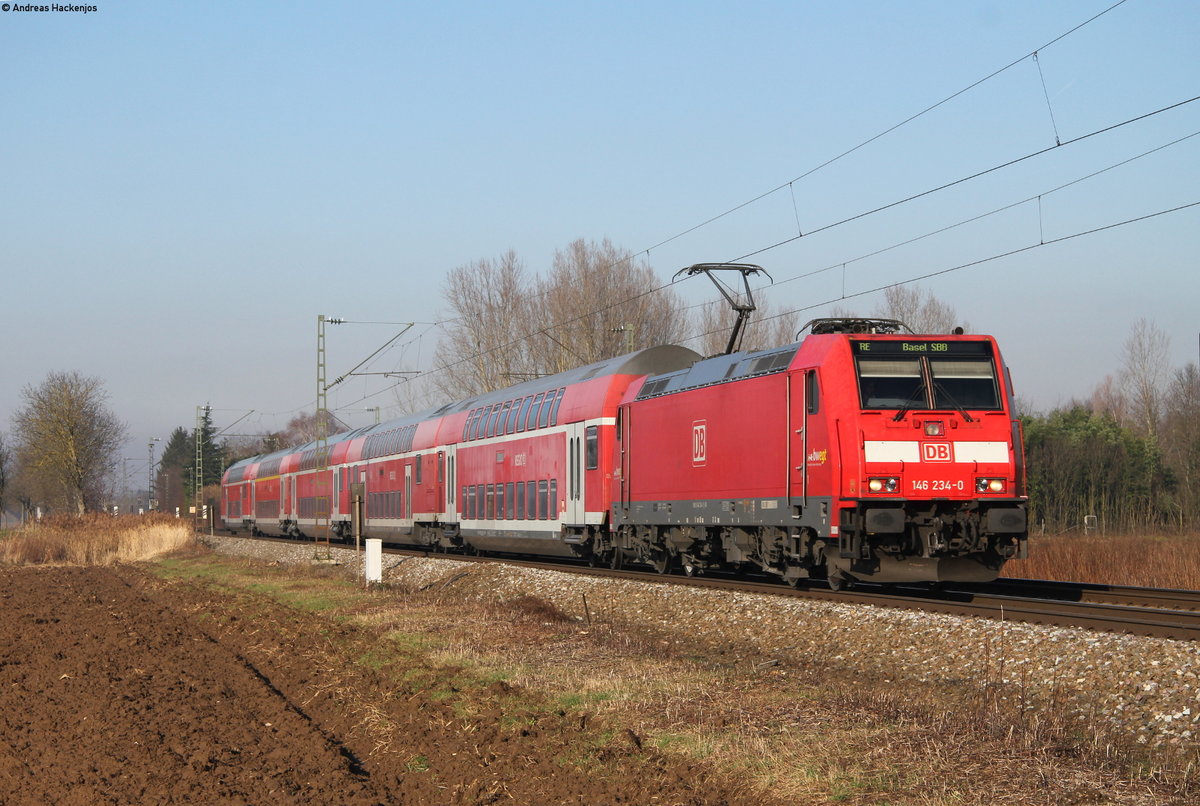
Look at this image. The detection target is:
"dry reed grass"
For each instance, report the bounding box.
[1007,533,1200,589]
[0,514,196,566]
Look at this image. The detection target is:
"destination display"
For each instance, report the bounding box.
[850,340,992,355]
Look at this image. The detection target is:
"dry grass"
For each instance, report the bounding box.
[150,551,1198,805]
[0,514,196,566]
[1007,533,1200,589]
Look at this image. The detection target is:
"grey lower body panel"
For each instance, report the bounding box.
[614,495,833,534]
[462,529,579,558]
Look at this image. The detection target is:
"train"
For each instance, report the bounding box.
[221,317,1028,589]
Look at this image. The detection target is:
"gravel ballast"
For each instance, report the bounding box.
[202,534,1200,753]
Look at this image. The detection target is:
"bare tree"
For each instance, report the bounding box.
[431,250,536,399]
[1090,374,1129,426]
[532,238,686,374]
[11,371,127,515]
[872,285,968,333]
[0,432,9,522]
[279,410,342,448]
[433,240,687,398]
[692,293,800,356]
[1161,363,1200,526]
[1119,318,1170,437]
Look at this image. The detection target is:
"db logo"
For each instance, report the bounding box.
[922,443,952,462]
[692,421,707,466]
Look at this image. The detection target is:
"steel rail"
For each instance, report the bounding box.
[205,530,1200,641]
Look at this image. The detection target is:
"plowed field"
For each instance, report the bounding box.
[0,564,747,805]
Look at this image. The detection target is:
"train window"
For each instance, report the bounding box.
[548,388,565,426]
[469,407,484,440]
[415,455,422,484]
[462,410,474,441]
[515,396,532,433]
[857,359,925,409]
[525,393,545,430]
[930,359,1001,410]
[486,484,495,520]
[806,370,820,414]
[537,480,549,520]
[516,481,525,519]
[585,425,598,470]
[549,479,557,518]
[505,482,514,519]
[438,451,444,483]
[496,484,505,520]
[466,485,474,519]
[477,484,485,518]
[527,481,537,520]
[538,391,555,428]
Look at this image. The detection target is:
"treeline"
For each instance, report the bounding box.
[1022,322,1200,533]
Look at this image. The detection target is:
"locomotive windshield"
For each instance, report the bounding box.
[854,343,1001,411]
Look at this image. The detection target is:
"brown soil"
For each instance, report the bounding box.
[0,564,752,805]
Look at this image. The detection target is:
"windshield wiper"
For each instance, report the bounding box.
[890,385,928,422]
[932,382,976,423]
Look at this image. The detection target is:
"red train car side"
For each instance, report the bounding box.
[222,319,1027,587]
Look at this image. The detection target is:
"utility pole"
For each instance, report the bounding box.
[147,437,160,512]
[194,404,210,527]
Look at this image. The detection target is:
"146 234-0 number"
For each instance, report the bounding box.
[911,479,965,492]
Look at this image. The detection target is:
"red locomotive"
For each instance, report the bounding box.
[222,317,1027,588]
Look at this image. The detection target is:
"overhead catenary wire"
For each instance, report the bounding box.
[392,0,1138,337]
[381,95,1200,397]
[263,0,1179,420]
[636,0,1132,257]
[679,200,1200,348]
[728,94,1200,264]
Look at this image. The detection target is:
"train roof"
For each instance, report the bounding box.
[224,344,701,475]
[635,343,800,400]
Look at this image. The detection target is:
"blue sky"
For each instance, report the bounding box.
[2,0,1197,476]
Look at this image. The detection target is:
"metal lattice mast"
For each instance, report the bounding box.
[194,404,206,527]
[315,315,339,558]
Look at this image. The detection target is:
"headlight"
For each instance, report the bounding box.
[868,477,899,493]
[976,478,1006,494]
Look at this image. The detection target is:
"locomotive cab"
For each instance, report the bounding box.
[827,333,1027,586]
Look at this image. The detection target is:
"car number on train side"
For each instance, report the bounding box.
[911,479,965,492]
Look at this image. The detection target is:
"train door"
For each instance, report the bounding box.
[789,369,819,508]
[566,423,585,525]
[404,465,413,520]
[617,404,631,515]
[443,445,458,522]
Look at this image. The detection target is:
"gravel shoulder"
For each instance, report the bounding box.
[206,535,1200,757]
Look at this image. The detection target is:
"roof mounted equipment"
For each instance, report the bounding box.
[799,317,913,336]
[674,263,773,355]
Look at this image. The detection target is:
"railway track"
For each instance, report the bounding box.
[204,530,1200,642]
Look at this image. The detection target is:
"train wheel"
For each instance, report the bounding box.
[681,557,699,577]
[608,550,623,570]
[827,572,853,592]
[651,550,673,575]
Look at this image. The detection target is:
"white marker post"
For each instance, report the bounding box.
[364,538,383,584]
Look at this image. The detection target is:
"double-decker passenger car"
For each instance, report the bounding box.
[222,318,1027,587]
